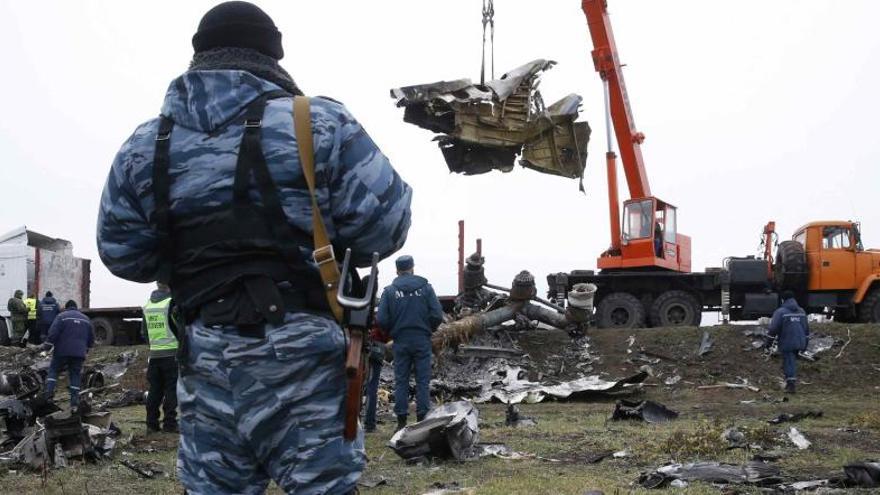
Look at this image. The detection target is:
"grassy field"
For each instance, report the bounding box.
[3,323,879,494]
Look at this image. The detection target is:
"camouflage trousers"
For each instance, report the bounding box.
[177,313,365,494]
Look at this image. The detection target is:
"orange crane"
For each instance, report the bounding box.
[583,0,690,273]
[545,1,880,327]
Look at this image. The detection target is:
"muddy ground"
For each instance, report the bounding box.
[2,323,878,494]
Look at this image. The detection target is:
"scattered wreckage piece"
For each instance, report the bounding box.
[787,427,811,450]
[3,409,121,469]
[638,461,783,489]
[475,369,647,404]
[389,401,479,461]
[775,462,880,490]
[843,462,880,488]
[611,399,679,424]
[504,404,536,428]
[721,427,746,449]
[799,335,838,361]
[120,459,166,479]
[697,330,713,357]
[391,59,590,183]
[767,410,823,425]
[0,369,44,397]
[434,270,589,352]
[663,374,681,386]
[94,350,138,380]
[97,389,147,409]
[697,378,760,393]
[357,476,389,489]
[473,443,525,459]
[459,345,524,359]
[455,253,502,316]
[420,481,476,495]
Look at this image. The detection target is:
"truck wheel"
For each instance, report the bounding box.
[858,288,880,323]
[774,240,808,291]
[91,317,115,346]
[650,290,701,327]
[597,292,645,329]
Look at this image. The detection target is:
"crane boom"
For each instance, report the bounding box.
[582,0,650,199]
[582,0,691,273]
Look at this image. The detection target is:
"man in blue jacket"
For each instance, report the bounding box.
[96,2,411,492]
[768,290,810,394]
[377,255,444,431]
[36,291,61,344]
[44,300,94,412]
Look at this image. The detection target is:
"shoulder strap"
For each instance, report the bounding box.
[234,95,311,265]
[293,96,343,323]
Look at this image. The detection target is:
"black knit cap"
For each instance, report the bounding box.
[192,1,283,60]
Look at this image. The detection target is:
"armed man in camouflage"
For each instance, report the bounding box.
[96,2,412,493]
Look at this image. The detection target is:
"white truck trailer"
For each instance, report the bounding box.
[0,226,143,345]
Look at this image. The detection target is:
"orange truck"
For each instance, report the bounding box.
[549,220,880,328]
[772,221,880,323]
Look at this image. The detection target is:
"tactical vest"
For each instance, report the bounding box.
[151,90,330,326]
[144,297,177,352]
[25,298,37,320]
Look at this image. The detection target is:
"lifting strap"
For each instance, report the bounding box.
[480,0,495,86]
[293,96,344,323]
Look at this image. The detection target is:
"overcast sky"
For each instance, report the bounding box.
[1,0,878,312]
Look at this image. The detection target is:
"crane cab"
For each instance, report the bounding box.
[598,197,691,272]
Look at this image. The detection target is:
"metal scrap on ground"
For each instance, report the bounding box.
[388,401,479,461]
[474,367,647,404]
[391,59,590,185]
[767,410,823,424]
[610,399,679,424]
[0,347,135,469]
[787,427,812,449]
[638,461,783,489]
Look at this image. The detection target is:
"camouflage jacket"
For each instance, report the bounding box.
[97,70,411,285]
[6,297,28,322]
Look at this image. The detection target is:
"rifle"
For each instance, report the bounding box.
[336,248,379,441]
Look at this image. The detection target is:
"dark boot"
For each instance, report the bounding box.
[396,415,407,432]
[784,381,796,394]
[416,412,426,422]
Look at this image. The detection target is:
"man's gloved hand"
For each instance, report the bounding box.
[384,341,394,363]
[40,342,53,352]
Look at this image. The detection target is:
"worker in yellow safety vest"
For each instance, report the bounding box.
[142,282,179,433]
[25,294,38,345]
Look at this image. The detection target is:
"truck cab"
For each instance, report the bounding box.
[791,221,880,321]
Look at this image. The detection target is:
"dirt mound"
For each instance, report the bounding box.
[578,323,877,396]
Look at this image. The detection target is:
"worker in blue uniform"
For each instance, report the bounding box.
[377,255,444,431]
[768,290,810,394]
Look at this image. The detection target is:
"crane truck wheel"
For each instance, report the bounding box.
[91,317,115,346]
[596,292,646,329]
[858,288,880,323]
[774,240,808,291]
[649,290,702,327]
